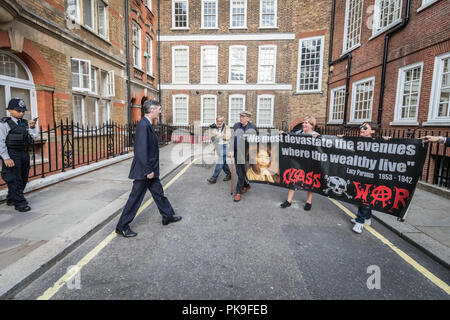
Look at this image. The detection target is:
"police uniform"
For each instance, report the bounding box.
[0,98,37,212]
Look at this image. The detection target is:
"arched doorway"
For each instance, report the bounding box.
[0,50,37,120]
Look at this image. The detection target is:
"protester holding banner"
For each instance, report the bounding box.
[350,122,378,234]
[280,115,319,211]
[230,111,257,202]
[421,135,450,147]
[207,116,232,184]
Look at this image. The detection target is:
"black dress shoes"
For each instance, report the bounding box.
[15,205,31,212]
[223,175,231,181]
[115,228,137,237]
[162,215,182,226]
[6,200,14,206]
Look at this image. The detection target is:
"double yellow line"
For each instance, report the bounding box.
[329,198,450,295]
[37,160,194,300]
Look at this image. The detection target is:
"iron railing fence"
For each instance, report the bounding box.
[1,121,448,189]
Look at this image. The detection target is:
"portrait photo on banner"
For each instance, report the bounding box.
[246,142,280,184]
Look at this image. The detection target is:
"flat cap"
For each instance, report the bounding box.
[239,110,252,117]
[7,98,27,112]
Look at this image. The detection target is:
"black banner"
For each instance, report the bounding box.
[244,133,426,219]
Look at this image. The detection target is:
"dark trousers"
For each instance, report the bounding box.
[1,149,30,207]
[116,177,175,231]
[234,155,249,195]
[356,205,372,223]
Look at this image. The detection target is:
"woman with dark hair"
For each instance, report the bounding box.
[280,115,319,211]
[246,145,280,184]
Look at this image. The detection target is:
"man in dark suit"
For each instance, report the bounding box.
[116,100,182,237]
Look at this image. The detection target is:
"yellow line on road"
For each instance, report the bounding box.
[329,198,450,295]
[37,159,195,300]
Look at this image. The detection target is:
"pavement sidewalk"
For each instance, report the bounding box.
[0,143,194,299]
[0,143,448,299]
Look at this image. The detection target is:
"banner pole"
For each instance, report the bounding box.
[230,154,233,195]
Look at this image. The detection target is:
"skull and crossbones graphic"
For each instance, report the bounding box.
[323,175,352,199]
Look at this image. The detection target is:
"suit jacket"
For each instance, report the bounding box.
[129,117,160,180]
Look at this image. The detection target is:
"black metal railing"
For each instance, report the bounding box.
[1,121,448,190]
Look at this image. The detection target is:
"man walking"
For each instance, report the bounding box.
[207,116,231,184]
[116,100,181,237]
[230,111,256,202]
[0,98,37,212]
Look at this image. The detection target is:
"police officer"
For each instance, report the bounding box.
[0,98,37,212]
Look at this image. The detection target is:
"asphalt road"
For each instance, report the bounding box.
[13,161,450,300]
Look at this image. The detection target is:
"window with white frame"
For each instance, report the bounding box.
[297,36,324,93]
[101,70,115,97]
[71,58,91,91]
[0,51,37,120]
[73,95,84,125]
[83,0,95,30]
[97,0,107,38]
[372,0,402,35]
[428,52,450,122]
[230,0,247,28]
[85,97,98,127]
[173,95,189,125]
[229,95,245,126]
[343,0,363,53]
[201,46,218,84]
[394,63,423,123]
[132,22,142,69]
[173,0,189,29]
[260,0,277,28]
[172,46,189,83]
[229,46,246,83]
[99,100,111,124]
[257,95,274,127]
[67,0,80,22]
[201,95,217,126]
[328,86,345,123]
[350,77,375,123]
[258,46,276,83]
[90,66,97,94]
[146,35,153,75]
[329,86,346,123]
[202,0,218,28]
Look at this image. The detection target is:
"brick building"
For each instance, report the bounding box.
[159,0,332,129]
[0,0,128,128]
[327,0,450,130]
[128,0,158,122]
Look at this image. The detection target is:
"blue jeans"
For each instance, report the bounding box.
[356,205,372,223]
[211,144,231,179]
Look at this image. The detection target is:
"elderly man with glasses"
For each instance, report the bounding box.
[207,116,232,184]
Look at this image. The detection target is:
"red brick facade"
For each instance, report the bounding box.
[128,0,159,123]
[327,0,450,130]
[159,0,331,128]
